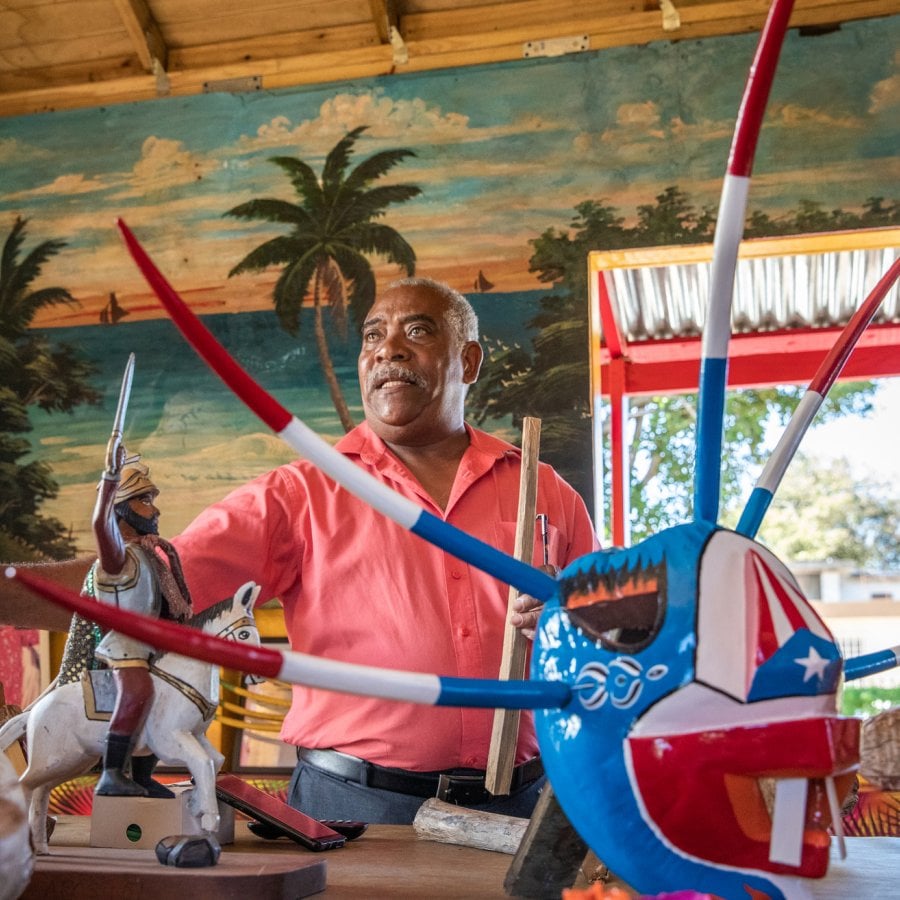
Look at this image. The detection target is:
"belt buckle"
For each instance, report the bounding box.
[436,773,452,802]
[435,773,487,805]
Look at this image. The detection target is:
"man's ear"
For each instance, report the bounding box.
[461,341,484,384]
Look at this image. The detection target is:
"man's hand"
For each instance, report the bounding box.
[510,564,558,640]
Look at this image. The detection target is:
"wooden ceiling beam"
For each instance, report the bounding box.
[0,44,395,118]
[369,0,400,44]
[400,0,895,44]
[1,0,897,118]
[111,0,169,73]
[167,24,381,71]
[0,55,145,95]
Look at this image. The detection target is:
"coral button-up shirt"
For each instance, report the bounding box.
[173,422,599,771]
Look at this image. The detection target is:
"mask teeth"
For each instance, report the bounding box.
[565,557,664,600]
[769,777,808,867]
[825,776,846,860]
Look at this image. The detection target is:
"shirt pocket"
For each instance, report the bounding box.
[493,521,564,570]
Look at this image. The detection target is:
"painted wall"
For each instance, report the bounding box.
[1,19,897,551]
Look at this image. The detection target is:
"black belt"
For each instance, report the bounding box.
[297,748,543,805]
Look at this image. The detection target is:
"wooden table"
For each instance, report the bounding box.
[24,816,900,899]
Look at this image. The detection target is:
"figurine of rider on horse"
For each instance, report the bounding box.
[72,353,193,797]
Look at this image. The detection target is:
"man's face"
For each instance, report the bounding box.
[358,284,481,445]
[120,491,160,535]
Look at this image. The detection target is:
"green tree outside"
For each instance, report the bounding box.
[0,217,100,560]
[469,191,897,538]
[225,126,421,431]
[755,454,899,569]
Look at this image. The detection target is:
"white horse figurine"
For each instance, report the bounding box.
[0,581,260,855]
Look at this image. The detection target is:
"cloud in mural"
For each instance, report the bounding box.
[586,101,733,172]
[868,65,899,115]
[5,172,108,201]
[772,103,863,131]
[8,136,220,205]
[235,89,552,157]
[236,92,469,154]
[0,137,51,164]
[119,136,220,196]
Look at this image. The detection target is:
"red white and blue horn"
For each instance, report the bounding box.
[694,0,795,524]
[737,257,900,538]
[5,566,572,709]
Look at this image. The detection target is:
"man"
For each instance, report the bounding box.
[171,278,599,822]
[3,277,598,823]
[87,452,192,796]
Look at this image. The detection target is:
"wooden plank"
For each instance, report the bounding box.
[168,24,382,71]
[0,2,128,54]
[402,0,645,41]
[111,0,168,72]
[24,815,900,898]
[24,845,326,899]
[403,0,900,56]
[484,416,541,797]
[503,784,589,897]
[0,55,144,94]
[369,0,400,44]
[149,0,369,45]
[0,43,395,117]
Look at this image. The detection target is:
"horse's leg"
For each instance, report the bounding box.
[196,732,225,773]
[21,700,105,854]
[154,730,219,833]
[25,784,50,856]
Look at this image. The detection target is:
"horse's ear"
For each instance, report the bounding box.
[236,581,260,611]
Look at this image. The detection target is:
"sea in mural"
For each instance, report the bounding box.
[28,291,540,549]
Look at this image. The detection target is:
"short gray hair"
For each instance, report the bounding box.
[387,277,479,345]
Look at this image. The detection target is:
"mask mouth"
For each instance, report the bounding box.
[753,773,853,866]
[369,365,426,391]
[628,714,860,878]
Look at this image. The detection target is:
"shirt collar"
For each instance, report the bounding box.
[337,420,517,465]
[337,421,520,510]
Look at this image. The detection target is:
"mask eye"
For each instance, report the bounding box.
[562,562,666,652]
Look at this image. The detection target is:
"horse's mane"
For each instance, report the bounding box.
[185,594,235,631]
[153,594,236,663]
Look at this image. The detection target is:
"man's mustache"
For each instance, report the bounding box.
[367,364,427,391]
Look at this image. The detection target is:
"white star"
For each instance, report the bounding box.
[795,646,830,683]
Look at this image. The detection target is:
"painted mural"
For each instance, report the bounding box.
[1,19,898,556]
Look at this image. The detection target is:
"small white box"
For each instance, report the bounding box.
[89,783,234,850]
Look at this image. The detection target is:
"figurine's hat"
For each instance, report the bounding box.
[115,460,159,503]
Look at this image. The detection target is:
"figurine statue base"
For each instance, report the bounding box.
[90,783,234,850]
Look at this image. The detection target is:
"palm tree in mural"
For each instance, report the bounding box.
[0,216,99,559]
[225,126,422,431]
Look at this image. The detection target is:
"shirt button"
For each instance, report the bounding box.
[460,627,471,637]
[466,756,478,766]
[450,570,462,580]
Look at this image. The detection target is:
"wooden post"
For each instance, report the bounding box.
[503,784,590,897]
[485,416,541,796]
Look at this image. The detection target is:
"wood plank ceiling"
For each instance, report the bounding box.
[1,0,898,119]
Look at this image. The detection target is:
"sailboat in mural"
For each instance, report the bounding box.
[99,292,130,325]
[473,269,494,292]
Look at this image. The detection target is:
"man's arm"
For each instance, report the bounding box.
[1,558,93,631]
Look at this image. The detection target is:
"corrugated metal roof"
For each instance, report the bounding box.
[592,230,900,343]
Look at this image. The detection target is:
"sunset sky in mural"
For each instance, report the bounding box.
[2,19,897,329]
